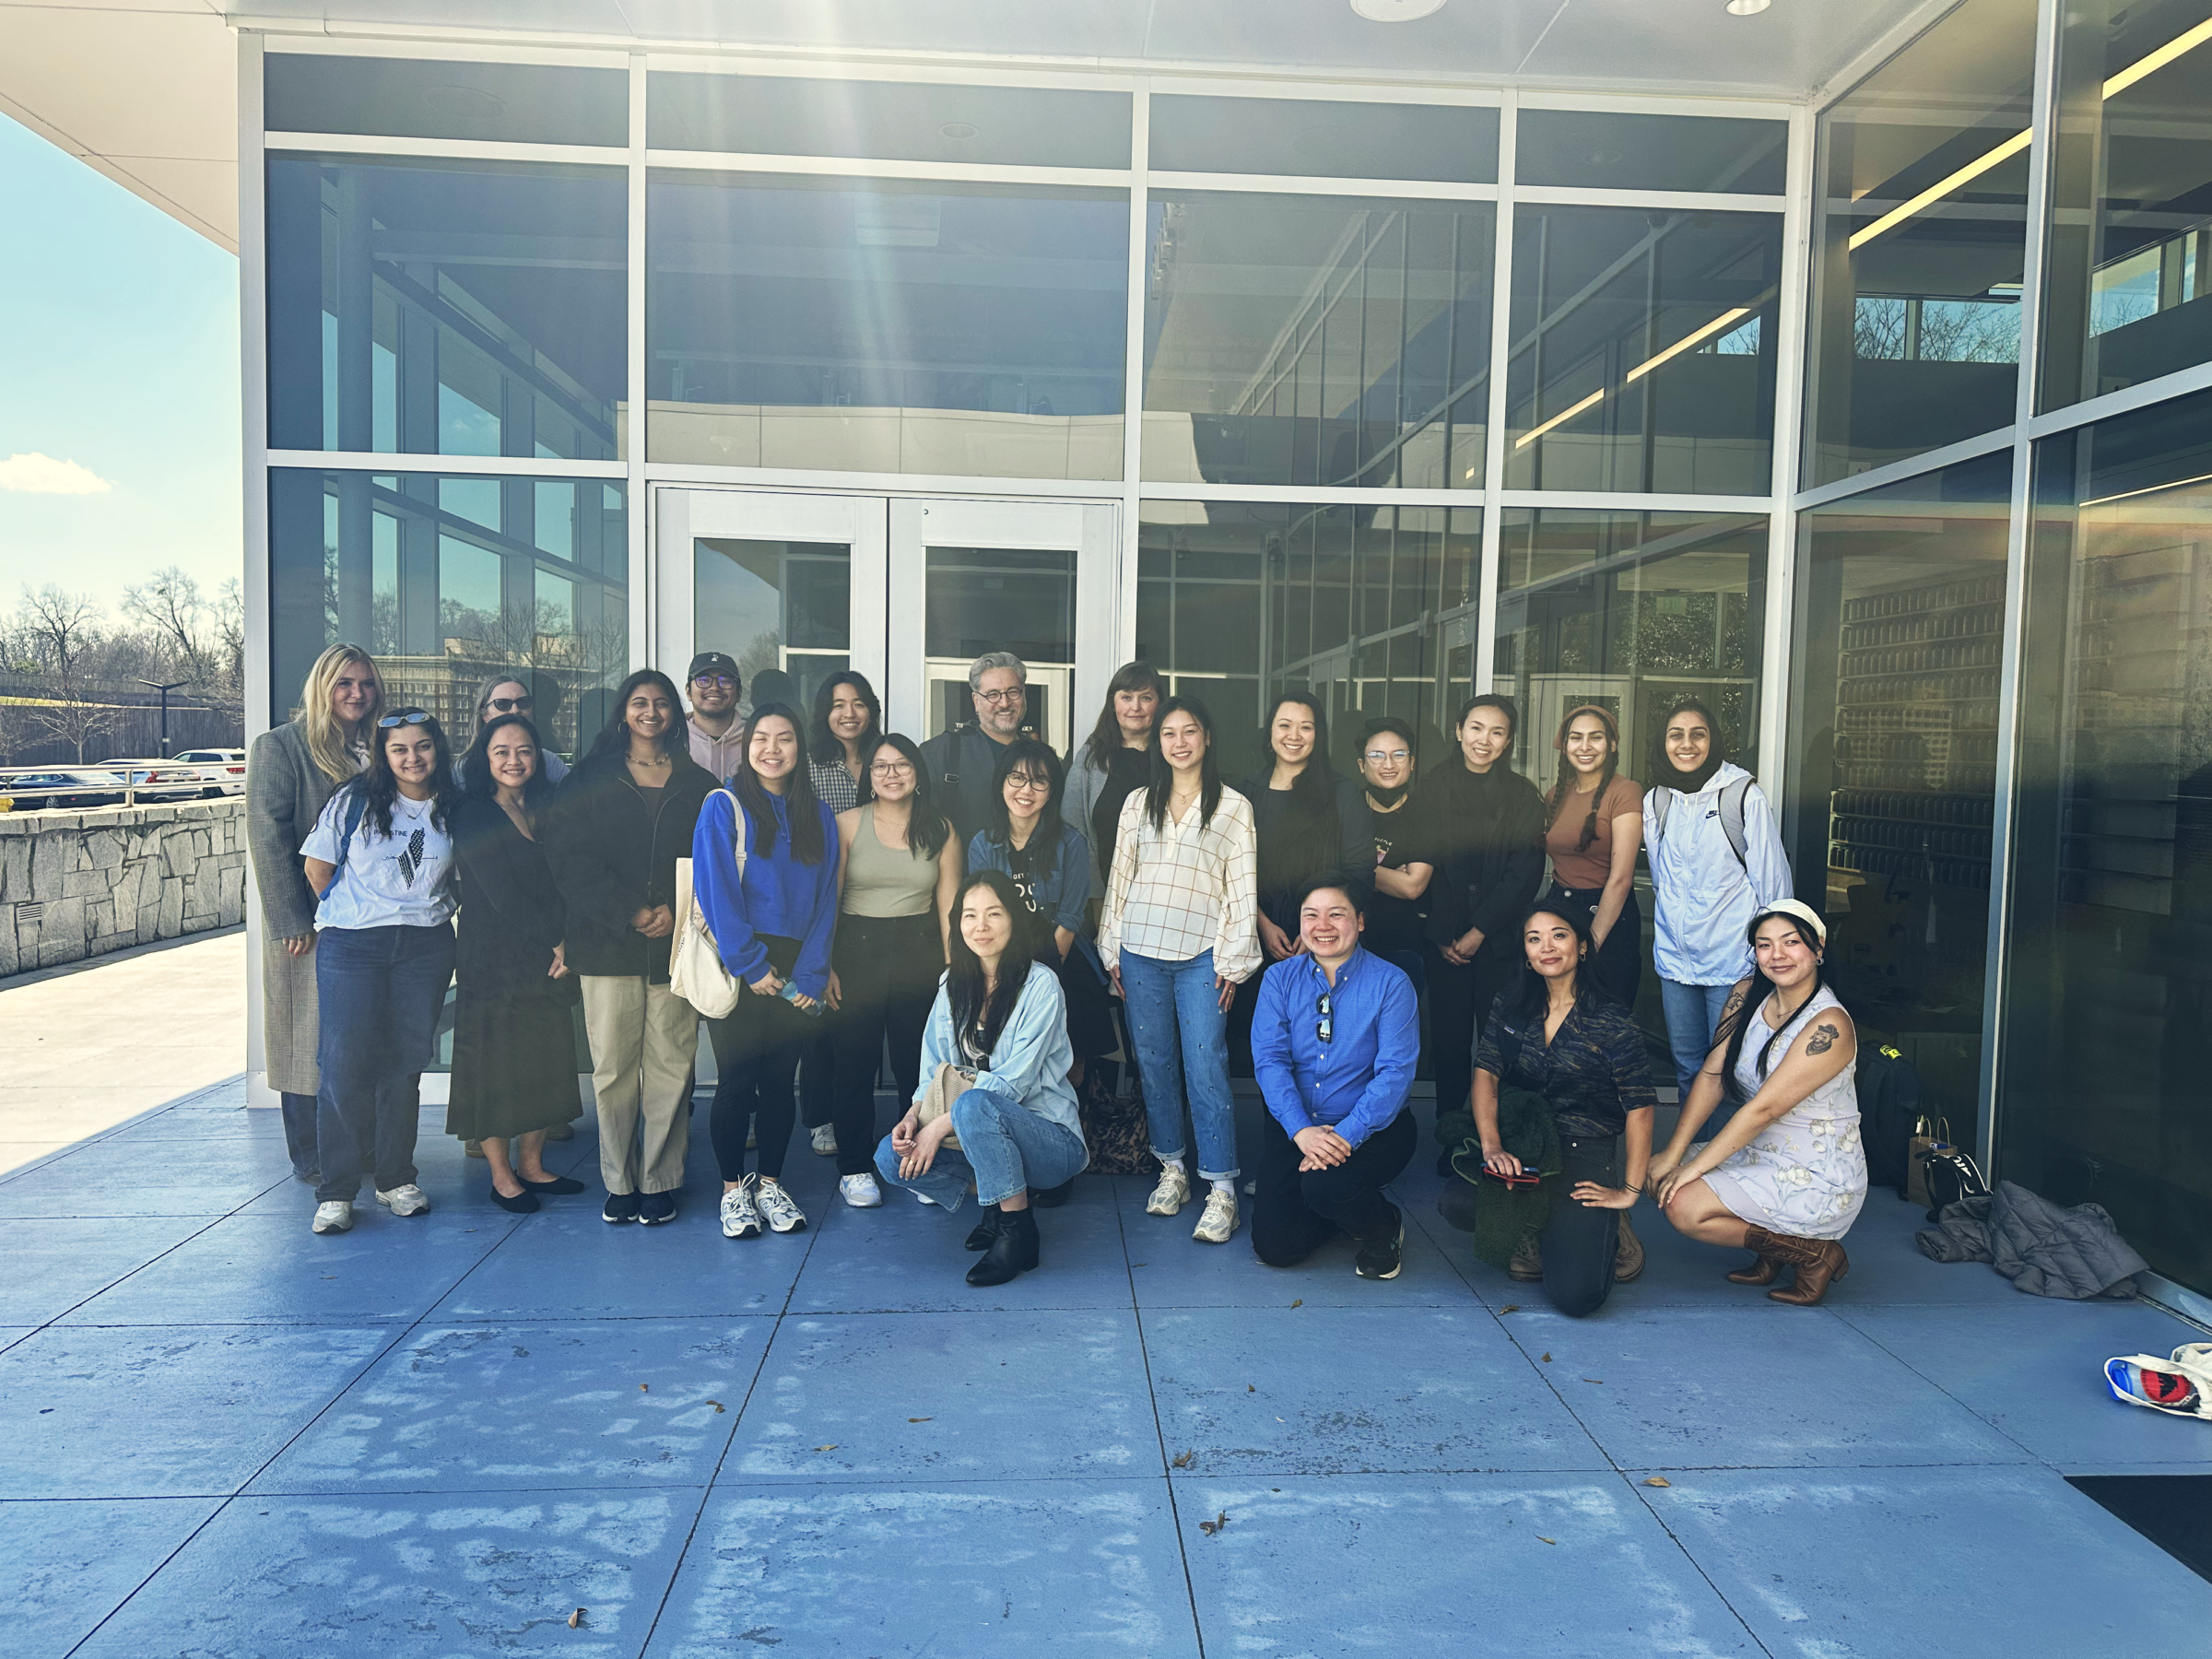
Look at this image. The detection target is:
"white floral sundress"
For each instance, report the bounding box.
[1701,985,1867,1241]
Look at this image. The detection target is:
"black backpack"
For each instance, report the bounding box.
[1856,1042,1923,1196]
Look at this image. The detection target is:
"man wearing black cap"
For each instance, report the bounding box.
[685,652,745,782]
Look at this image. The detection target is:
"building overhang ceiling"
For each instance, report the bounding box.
[0,0,1951,253]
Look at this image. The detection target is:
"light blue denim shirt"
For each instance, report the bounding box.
[915,959,1083,1141]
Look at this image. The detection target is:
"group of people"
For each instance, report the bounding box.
[247,640,1869,1310]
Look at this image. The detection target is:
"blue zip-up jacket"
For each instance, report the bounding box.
[692,788,842,999]
[1642,760,1792,985]
[915,959,1086,1147]
[1252,946,1418,1148]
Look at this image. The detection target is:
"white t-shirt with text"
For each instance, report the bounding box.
[301,787,459,931]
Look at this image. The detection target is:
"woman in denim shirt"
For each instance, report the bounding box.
[875,871,1089,1288]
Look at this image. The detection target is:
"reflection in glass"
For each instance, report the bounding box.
[1790,455,2010,1144]
[648,74,1131,171]
[265,159,628,459]
[1806,0,2036,486]
[694,539,853,717]
[268,469,628,758]
[1141,194,1494,488]
[923,547,1076,746]
[1135,501,1478,781]
[2006,390,2212,1293]
[1514,109,1787,194]
[1148,96,1498,184]
[265,55,629,147]
[1504,206,1780,494]
[647,173,1128,480]
[2041,0,2212,409]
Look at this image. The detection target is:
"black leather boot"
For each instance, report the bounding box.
[965,1204,1002,1252]
[967,1205,1040,1287]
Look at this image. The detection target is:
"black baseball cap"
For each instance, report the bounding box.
[686,652,741,687]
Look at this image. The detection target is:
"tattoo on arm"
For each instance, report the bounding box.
[1806,1022,1841,1056]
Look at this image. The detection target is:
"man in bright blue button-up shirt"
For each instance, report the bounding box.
[1250,875,1420,1279]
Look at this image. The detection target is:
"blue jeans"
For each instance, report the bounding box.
[313,923,455,1203]
[873,1083,1088,1212]
[1118,947,1240,1181]
[1660,976,1741,1135]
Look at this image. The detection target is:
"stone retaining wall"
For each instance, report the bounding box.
[0,798,246,976]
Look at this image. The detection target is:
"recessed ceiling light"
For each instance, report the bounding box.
[1725,0,1772,15]
[1351,0,1446,21]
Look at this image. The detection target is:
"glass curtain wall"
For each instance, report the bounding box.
[1790,454,2012,1143]
[1805,0,2038,486]
[2004,388,2212,1292]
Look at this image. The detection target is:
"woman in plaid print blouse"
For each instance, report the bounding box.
[1098,696,1260,1247]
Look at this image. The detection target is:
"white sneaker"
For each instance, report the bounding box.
[1194,1187,1238,1244]
[914,1192,939,1206]
[375,1184,430,1218]
[756,1177,808,1234]
[839,1172,882,1208]
[811,1124,839,1156]
[311,1200,353,1234]
[720,1177,762,1241]
[1146,1161,1191,1218]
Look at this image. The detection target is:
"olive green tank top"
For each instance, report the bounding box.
[842,806,937,918]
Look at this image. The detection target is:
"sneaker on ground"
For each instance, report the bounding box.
[1193,1187,1238,1244]
[637,1191,677,1225]
[311,1200,353,1235]
[603,1191,641,1225]
[1508,1232,1544,1282]
[839,1172,882,1208]
[811,1124,839,1156]
[1146,1162,1191,1218]
[376,1184,430,1217]
[757,1177,808,1234]
[720,1177,762,1240]
[1355,1216,1405,1281]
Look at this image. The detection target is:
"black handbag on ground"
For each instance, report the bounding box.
[1920,1143,1990,1220]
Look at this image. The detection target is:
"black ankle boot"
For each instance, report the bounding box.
[967,1206,1039,1287]
[1031,1178,1076,1208]
[965,1203,1002,1252]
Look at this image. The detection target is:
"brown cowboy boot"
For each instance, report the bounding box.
[1614,1212,1646,1283]
[1726,1250,1782,1286]
[1744,1225,1850,1306]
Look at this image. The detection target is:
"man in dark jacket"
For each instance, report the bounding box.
[919,650,1034,847]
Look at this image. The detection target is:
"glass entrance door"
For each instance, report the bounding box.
[656,489,1118,747]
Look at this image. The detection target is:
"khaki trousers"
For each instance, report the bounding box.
[580,975,700,1195]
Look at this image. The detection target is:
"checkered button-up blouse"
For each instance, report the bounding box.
[1096,783,1261,983]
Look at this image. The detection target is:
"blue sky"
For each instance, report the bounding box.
[0,114,241,616]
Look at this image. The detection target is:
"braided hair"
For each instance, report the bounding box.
[1547,704,1620,854]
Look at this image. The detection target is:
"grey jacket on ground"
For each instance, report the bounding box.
[1916,1180,2148,1300]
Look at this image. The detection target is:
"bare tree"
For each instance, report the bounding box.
[17,584,103,686]
[123,566,242,711]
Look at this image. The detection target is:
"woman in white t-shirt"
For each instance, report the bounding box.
[300,709,462,1237]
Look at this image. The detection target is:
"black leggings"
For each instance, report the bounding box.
[709,947,818,1182]
[1539,1135,1624,1319]
[830,912,941,1178]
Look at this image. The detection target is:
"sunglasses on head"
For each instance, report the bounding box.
[377,710,432,729]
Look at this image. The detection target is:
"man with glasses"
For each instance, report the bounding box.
[684,652,745,782]
[1248,875,1419,1280]
[1356,715,1433,990]
[920,650,1032,847]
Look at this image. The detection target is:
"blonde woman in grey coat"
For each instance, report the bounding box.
[247,643,382,1182]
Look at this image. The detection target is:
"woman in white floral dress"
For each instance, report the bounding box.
[1649,900,1867,1305]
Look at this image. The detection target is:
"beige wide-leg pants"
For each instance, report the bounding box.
[579,974,699,1196]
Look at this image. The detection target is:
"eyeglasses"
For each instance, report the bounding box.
[486,695,535,713]
[692,674,736,689]
[1315,987,1333,1045]
[976,686,1024,706]
[870,760,915,778]
[377,710,432,729]
[1004,772,1048,794]
[1362,748,1411,765]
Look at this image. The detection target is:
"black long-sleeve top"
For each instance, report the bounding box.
[1412,759,1547,948]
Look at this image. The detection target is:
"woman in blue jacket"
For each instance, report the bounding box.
[691,702,841,1241]
[875,870,1090,1288]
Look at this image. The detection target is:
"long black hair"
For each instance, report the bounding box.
[947,869,1032,1062]
[857,731,950,863]
[1265,689,1338,810]
[1717,908,1835,1094]
[351,709,460,839]
[984,737,1066,877]
[1547,704,1621,854]
[586,669,688,761]
[732,703,828,865]
[460,712,555,810]
[810,670,882,764]
[1145,694,1225,832]
[1500,898,1614,1025]
[1085,658,1165,763]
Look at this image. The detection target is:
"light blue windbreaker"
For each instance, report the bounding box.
[1642,759,1793,986]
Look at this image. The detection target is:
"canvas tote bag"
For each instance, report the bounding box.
[670,788,747,1020]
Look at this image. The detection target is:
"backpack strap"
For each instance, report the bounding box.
[1647,786,1672,842]
[1652,777,1752,873]
[315,785,371,900]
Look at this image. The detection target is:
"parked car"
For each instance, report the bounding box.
[104,761,212,803]
[171,747,248,796]
[0,768,128,811]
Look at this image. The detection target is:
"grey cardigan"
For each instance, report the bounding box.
[248,721,347,940]
[1062,735,1115,888]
